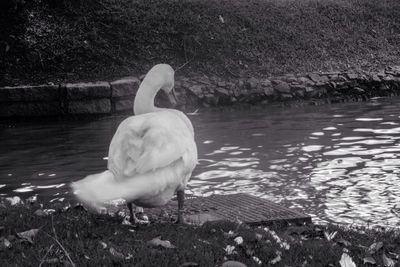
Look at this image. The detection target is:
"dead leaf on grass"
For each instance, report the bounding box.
[179,262,199,267]
[0,237,11,250]
[99,241,107,249]
[269,251,282,265]
[336,238,352,247]
[125,253,134,260]
[147,237,176,249]
[17,228,39,244]
[339,252,356,267]
[253,256,262,265]
[6,196,23,206]
[382,252,396,267]
[324,231,338,241]
[223,230,237,239]
[363,256,376,265]
[367,242,383,254]
[109,247,124,259]
[224,245,236,255]
[34,209,48,217]
[234,236,243,245]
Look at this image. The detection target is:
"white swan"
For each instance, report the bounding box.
[71,64,198,223]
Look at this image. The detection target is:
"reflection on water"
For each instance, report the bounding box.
[1,97,400,226]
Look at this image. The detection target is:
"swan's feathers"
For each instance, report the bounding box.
[108,110,195,179]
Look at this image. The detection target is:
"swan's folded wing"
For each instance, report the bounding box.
[134,126,186,174]
[108,113,193,178]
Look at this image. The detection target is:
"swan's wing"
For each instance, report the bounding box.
[108,111,195,178]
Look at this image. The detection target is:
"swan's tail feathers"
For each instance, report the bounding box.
[71,170,130,208]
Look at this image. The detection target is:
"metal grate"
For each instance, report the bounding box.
[155,193,312,226]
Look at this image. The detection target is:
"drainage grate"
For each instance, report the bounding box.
[154,193,312,226]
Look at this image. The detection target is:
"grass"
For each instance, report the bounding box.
[1,201,399,266]
[1,0,400,86]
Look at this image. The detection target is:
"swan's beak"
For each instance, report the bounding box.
[167,88,178,107]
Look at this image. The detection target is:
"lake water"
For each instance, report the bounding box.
[1,97,400,227]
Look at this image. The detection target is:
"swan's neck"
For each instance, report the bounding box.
[134,80,160,115]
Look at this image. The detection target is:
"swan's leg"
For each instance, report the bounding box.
[127,202,136,223]
[176,189,185,224]
[127,203,148,224]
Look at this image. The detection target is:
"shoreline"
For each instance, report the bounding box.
[1,198,399,266]
[1,66,400,118]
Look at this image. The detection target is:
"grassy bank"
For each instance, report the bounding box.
[1,0,400,86]
[0,201,399,266]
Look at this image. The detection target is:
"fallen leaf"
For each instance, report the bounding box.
[0,237,11,250]
[246,248,255,256]
[223,230,237,238]
[198,239,211,245]
[121,217,132,225]
[234,236,243,245]
[179,262,199,267]
[339,252,356,267]
[125,253,134,260]
[99,241,107,249]
[17,229,39,244]
[255,233,263,241]
[147,237,176,249]
[219,15,225,23]
[62,204,71,211]
[363,256,376,265]
[224,245,236,255]
[34,209,47,216]
[269,251,282,265]
[281,241,290,250]
[26,195,37,204]
[45,258,59,264]
[336,238,352,247]
[6,196,22,206]
[109,247,124,258]
[324,231,338,241]
[382,252,396,267]
[253,256,262,265]
[367,242,383,254]
[84,255,90,260]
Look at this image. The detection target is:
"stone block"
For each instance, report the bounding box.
[0,101,61,117]
[110,77,140,98]
[298,76,315,86]
[246,77,259,90]
[263,87,275,96]
[214,87,230,96]
[67,98,111,114]
[0,85,59,102]
[114,98,134,112]
[274,81,291,93]
[346,73,358,80]
[309,73,329,83]
[65,82,110,100]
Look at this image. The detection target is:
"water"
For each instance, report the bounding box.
[1,97,400,227]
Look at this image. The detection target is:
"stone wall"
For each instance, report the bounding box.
[1,66,400,118]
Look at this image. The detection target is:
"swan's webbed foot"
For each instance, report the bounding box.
[127,203,149,225]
